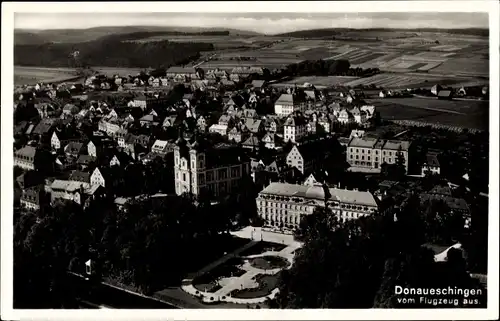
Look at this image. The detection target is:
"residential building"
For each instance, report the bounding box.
[20,185,45,211]
[68,170,91,189]
[274,93,306,117]
[51,130,80,150]
[64,142,84,158]
[256,182,378,229]
[283,113,307,143]
[347,137,411,173]
[151,139,174,156]
[422,152,441,176]
[338,109,354,124]
[209,124,228,136]
[90,167,107,188]
[14,146,38,170]
[173,139,250,197]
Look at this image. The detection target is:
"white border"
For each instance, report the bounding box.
[2,2,499,320]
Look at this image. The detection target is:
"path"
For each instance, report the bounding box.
[184,240,258,282]
[181,227,302,305]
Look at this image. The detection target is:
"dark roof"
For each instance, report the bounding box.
[425,153,441,167]
[64,142,84,154]
[15,146,37,159]
[69,170,91,183]
[77,155,97,165]
[33,118,56,135]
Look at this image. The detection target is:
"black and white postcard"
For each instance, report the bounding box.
[1,1,498,320]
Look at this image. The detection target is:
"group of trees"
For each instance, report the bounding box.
[271,195,486,309]
[14,36,214,68]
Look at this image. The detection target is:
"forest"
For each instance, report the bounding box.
[14,33,215,68]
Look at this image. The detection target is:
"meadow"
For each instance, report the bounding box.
[366,97,489,131]
[14,66,80,85]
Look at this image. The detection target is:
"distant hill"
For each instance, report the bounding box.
[275,28,489,38]
[14,31,215,68]
[14,26,262,45]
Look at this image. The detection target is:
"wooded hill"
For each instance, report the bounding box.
[14,32,215,68]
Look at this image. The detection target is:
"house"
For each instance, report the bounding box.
[350,129,366,138]
[244,118,264,135]
[209,124,228,136]
[20,185,45,211]
[76,155,97,170]
[457,87,467,96]
[351,107,367,124]
[32,118,57,137]
[51,130,80,150]
[16,171,44,190]
[251,80,267,90]
[283,114,307,143]
[261,133,276,149]
[431,84,443,96]
[347,137,411,173]
[151,139,173,156]
[64,142,84,158]
[87,136,115,158]
[109,152,132,167]
[228,127,245,143]
[62,103,80,116]
[263,118,277,133]
[14,146,38,170]
[135,134,152,149]
[242,135,261,150]
[338,109,354,124]
[69,170,91,189]
[139,114,160,127]
[90,167,107,188]
[274,93,306,117]
[422,152,441,176]
[197,116,207,132]
[35,103,58,118]
[162,116,178,129]
[437,90,453,100]
[166,67,198,79]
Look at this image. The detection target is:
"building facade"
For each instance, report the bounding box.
[256,182,378,230]
[347,137,411,173]
[173,140,250,197]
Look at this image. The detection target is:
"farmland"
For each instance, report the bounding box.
[365,97,489,131]
[92,67,146,77]
[273,76,360,87]
[14,66,80,85]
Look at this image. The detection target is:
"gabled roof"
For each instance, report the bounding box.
[15,146,37,159]
[69,170,91,184]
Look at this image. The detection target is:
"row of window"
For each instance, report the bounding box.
[16,155,34,161]
[259,200,373,212]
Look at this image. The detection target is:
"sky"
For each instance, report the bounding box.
[14,12,488,35]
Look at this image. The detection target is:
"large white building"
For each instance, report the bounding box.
[283,113,307,143]
[256,182,379,229]
[274,93,306,117]
[173,139,250,197]
[347,137,411,173]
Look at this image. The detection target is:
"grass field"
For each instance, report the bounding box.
[277,76,360,87]
[93,67,146,77]
[14,66,80,85]
[366,97,489,130]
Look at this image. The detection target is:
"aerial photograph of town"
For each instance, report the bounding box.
[6,7,493,314]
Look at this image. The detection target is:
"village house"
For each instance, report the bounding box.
[20,185,45,211]
[90,167,107,188]
[50,129,80,151]
[62,103,80,116]
[14,146,38,170]
[64,142,85,158]
[151,139,174,156]
[283,113,307,143]
[421,152,441,176]
[274,93,306,117]
[197,116,207,132]
[209,123,229,136]
[338,109,354,124]
[261,133,277,149]
[162,115,178,129]
[228,126,245,143]
[76,155,97,170]
[69,170,91,189]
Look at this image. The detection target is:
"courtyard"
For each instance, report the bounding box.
[181,227,302,305]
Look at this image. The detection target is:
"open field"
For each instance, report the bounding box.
[276,76,360,87]
[366,97,489,130]
[341,73,488,89]
[14,66,80,85]
[93,67,146,77]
